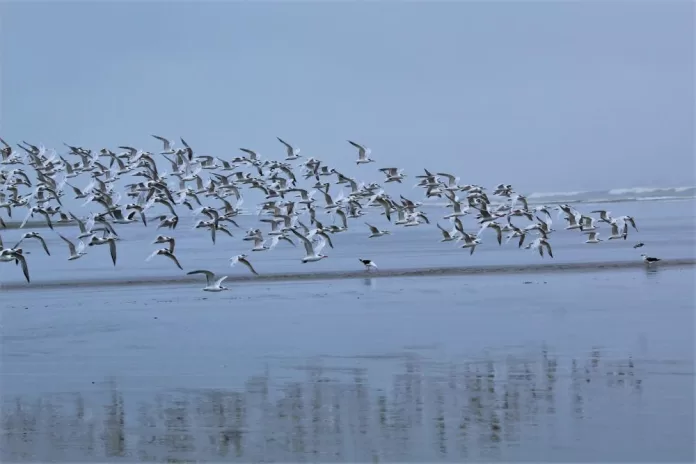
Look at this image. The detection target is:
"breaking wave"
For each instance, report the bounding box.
[522,186,696,205]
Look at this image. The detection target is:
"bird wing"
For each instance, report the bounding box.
[187,269,215,286]
[166,252,183,270]
[17,253,30,283]
[36,235,51,256]
[290,228,314,255]
[239,257,259,275]
[108,239,117,266]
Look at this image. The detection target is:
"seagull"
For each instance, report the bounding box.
[348,140,374,165]
[229,254,259,275]
[633,242,645,249]
[365,223,391,238]
[359,258,378,272]
[529,237,554,258]
[153,235,176,253]
[591,210,613,224]
[584,231,602,244]
[608,221,628,240]
[57,233,87,260]
[436,223,457,242]
[477,222,502,245]
[458,232,481,255]
[187,269,229,292]
[146,248,183,270]
[0,248,30,283]
[641,254,660,265]
[277,137,301,161]
[87,235,118,266]
[14,232,51,256]
[563,213,583,230]
[290,228,329,263]
[620,215,639,232]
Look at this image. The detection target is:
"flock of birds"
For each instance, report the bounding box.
[0,136,661,291]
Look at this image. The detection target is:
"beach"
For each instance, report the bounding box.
[1,198,695,462]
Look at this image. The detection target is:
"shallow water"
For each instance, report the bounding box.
[2,263,694,462]
[0,199,694,288]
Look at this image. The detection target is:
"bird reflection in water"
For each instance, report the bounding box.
[0,347,659,463]
[363,277,376,289]
[644,266,661,278]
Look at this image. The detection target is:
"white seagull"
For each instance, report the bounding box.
[584,231,602,244]
[365,222,391,238]
[187,269,229,292]
[57,233,87,260]
[290,228,329,263]
[348,140,374,165]
[146,248,183,270]
[229,254,259,275]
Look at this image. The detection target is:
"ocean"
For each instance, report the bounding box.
[1,192,694,462]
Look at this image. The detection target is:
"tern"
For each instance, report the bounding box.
[153,235,176,253]
[436,223,457,242]
[584,231,602,244]
[146,248,183,270]
[365,223,391,238]
[290,228,329,262]
[0,249,30,283]
[528,237,554,258]
[229,254,259,275]
[87,235,118,266]
[187,269,229,292]
[458,232,481,255]
[608,221,627,240]
[14,232,51,256]
[348,140,374,165]
[57,233,87,260]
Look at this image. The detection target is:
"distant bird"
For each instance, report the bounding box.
[57,233,87,260]
[0,249,30,283]
[584,231,602,244]
[290,228,329,263]
[229,254,259,275]
[641,254,660,265]
[633,242,645,249]
[187,269,229,292]
[146,248,183,270]
[153,235,176,253]
[348,140,374,165]
[365,223,391,238]
[87,235,118,266]
[14,232,51,256]
[359,258,378,272]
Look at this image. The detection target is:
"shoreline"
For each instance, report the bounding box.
[1,258,694,292]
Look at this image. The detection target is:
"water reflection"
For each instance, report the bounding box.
[0,348,677,462]
[644,266,661,278]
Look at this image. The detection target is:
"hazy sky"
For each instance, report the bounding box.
[1,0,694,197]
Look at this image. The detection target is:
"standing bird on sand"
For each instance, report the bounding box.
[359,258,378,272]
[641,254,661,265]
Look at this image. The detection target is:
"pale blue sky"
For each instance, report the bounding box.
[1,0,694,196]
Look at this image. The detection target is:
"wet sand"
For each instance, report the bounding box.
[0,258,694,291]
